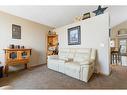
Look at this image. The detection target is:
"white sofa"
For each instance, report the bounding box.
[47,48,96,82]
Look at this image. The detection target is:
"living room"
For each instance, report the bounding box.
[0,1,127,94]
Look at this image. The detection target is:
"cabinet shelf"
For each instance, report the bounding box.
[47,34,58,56]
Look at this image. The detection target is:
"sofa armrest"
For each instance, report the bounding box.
[80,59,95,65]
[48,55,59,60]
[80,60,95,82]
[89,59,95,64]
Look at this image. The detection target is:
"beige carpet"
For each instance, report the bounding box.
[0,65,127,89]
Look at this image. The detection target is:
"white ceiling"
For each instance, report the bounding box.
[0,6,127,28]
[0,6,97,28]
[109,6,127,28]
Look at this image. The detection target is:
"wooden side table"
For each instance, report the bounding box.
[3,48,32,76]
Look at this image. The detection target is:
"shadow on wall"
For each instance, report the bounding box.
[29,49,42,67]
[95,51,101,74]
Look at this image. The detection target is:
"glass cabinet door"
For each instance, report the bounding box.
[9,52,17,59]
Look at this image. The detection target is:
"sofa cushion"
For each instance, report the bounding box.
[65,62,80,79]
[48,57,65,72]
[74,53,89,62]
[59,52,68,60]
[74,48,91,62]
[67,48,76,59]
[79,60,90,65]
[48,57,66,63]
[58,48,69,60]
[65,62,80,71]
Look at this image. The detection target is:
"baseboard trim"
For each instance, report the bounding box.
[29,63,46,68]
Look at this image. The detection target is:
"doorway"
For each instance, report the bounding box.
[110,25,127,69]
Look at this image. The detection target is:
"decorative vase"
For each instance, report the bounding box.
[9,44,14,49]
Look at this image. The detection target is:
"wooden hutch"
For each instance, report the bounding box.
[3,48,31,76]
[47,34,58,56]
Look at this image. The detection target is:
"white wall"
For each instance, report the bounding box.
[55,13,110,75]
[0,11,52,68]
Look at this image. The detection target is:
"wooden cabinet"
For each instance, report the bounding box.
[47,34,58,56]
[3,48,32,76]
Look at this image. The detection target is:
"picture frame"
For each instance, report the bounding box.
[12,24,21,39]
[68,26,81,45]
[82,12,90,20]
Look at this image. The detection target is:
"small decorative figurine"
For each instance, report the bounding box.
[9,44,15,49]
[21,46,25,49]
[48,31,52,35]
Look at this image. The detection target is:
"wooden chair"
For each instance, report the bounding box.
[111,46,122,65]
[0,64,3,78]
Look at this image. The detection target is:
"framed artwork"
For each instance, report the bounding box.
[68,26,81,45]
[82,12,90,20]
[12,24,21,39]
